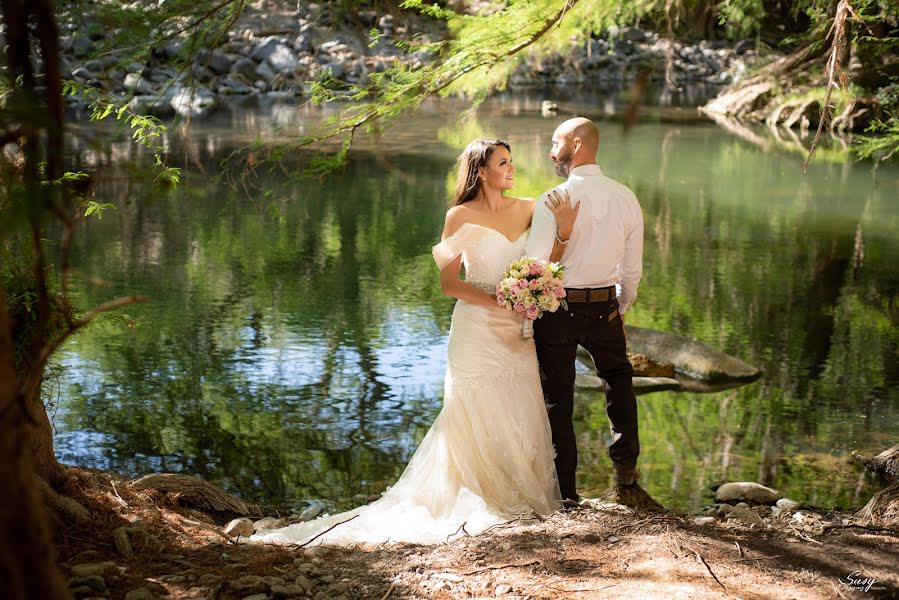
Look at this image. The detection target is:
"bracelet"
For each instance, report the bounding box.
[555,233,569,245]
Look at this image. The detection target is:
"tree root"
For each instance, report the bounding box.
[128,473,254,517]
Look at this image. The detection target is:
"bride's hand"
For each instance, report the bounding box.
[547,189,579,241]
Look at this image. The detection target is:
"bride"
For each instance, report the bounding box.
[253,139,576,546]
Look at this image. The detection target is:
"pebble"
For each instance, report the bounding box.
[607,535,620,543]
[693,516,717,525]
[70,562,116,578]
[776,498,800,510]
[69,575,106,592]
[495,583,512,595]
[123,588,157,600]
[294,574,313,593]
[223,517,254,538]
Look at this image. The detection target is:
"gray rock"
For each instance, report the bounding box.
[124,73,153,94]
[250,36,286,63]
[717,503,734,517]
[207,51,235,75]
[156,40,183,60]
[255,61,276,81]
[267,45,299,71]
[242,595,269,600]
[70,575,106,592]
[270,584,291,599]
[223,517,254,538]
[231,58,259,81]
[716,482,780,505]
[169,86,216,117]
[283,583,304,596]
[297,504,324,521]
[197,573,223,586]
[626,326,761,383]
[124,588,157,600]
[378,14,394,34]
[693,516,717,525]
[217,79,253,95]
[230,575,268,596]
[703,506,718,517]
[776,498,800,510]
[574,372,681,394]
[71,67,94,82]
[293,33,312,53]
[72,35,93,56]
[735,502,750,509]
[294,575,313,593]
[727,507,765,526]
[252,516,287,531]
[621,27,646,43]
[113,527,133,558]
[70,562,116,578]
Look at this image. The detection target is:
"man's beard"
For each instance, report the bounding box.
[554,152,572,177]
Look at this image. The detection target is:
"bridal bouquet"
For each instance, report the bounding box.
[496,257,566,338]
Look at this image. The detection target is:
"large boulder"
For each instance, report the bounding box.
[626,326,761,383]
[715,482,781,505]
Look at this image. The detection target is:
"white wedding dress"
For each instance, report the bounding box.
[252,223,560,546]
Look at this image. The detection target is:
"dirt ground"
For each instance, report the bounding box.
[55,468,899,600]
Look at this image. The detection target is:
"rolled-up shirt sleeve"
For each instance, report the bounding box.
[617,196,643,314]
[525,192,557,262]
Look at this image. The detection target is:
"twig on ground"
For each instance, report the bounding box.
[379,582,395,600]
[110,479,128,508]
[479,513,542,535]
[447,521,469,542]
[298,515,359,548]
[729,555,781,564]
[788,526,824,545]
[176,516,233,543]
[463,559,541,576]
[734,541,744,557]
[686,546,726,591]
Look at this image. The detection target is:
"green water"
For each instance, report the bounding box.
[53,95,899,513]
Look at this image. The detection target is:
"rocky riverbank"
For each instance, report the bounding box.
[53,467,898,600]
[58,1,762,119]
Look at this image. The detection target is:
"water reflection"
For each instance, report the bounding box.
[54,96,898,512]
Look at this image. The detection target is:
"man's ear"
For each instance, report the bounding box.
[573,137,582,154]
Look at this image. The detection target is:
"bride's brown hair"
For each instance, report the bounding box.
[451,138,511,206]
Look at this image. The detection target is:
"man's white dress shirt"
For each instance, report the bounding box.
[526,164,644,314]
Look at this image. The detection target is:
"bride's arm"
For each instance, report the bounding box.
[438,210,502,309]
[439,254,501,308]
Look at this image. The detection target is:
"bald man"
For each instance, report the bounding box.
[525,117,644,504]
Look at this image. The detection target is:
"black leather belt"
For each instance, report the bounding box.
[565,286,616,303]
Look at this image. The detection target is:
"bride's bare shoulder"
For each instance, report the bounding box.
[442,204,475,238]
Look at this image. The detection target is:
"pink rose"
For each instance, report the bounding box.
[529,262,541,276]
[518,278,529,288]
[529,279,539,290]
[497,292,505,304]
[514,301,525,313]
[526,304,539,319]
[554,287,566,298]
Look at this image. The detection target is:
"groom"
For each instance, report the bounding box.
[526,117,644,504]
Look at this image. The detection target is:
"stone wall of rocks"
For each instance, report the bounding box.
[57,2,760,119]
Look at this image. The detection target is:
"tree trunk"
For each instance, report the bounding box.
[0,289,71,600]
[24,378,64,485]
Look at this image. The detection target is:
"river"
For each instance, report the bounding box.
[52,91,899,513]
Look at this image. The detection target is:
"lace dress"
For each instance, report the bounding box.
[252,223,561,546]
